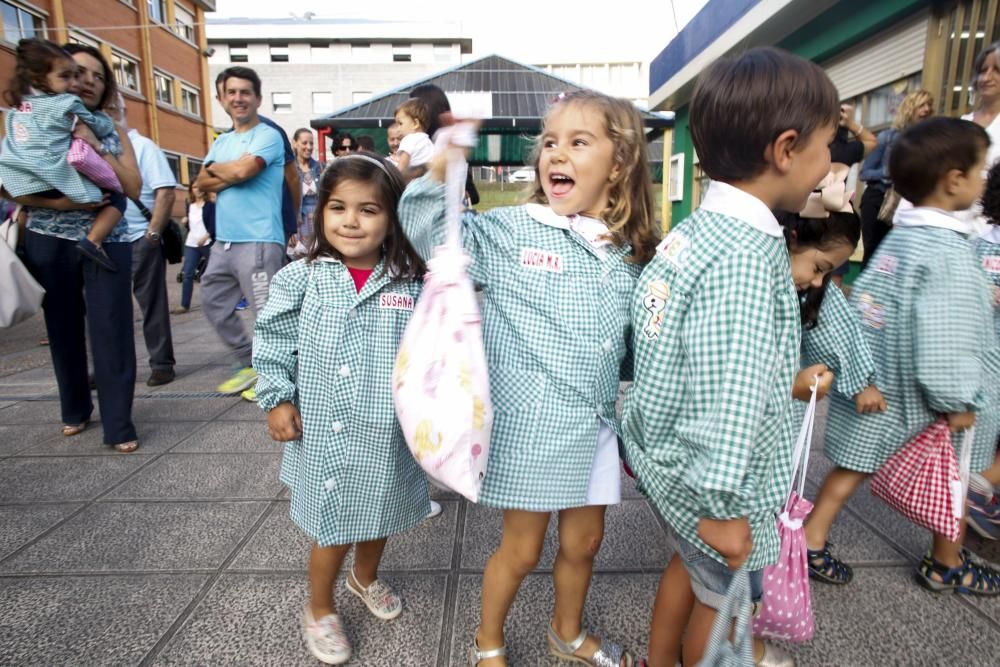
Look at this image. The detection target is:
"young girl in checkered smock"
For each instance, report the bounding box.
[966,160,1000,539]
[401,90,660,667]
[805,117,1000,597]
[0,38,125,271]
[254,153,431,665]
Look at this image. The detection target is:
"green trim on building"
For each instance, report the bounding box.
[670,107,693,223]
[779,0,927,62]
[667,0,927,222]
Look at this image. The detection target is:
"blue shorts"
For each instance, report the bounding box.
[675,533,763,613]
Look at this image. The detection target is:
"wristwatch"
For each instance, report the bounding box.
[147,231,162,242]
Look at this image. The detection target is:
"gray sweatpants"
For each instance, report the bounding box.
[200,241,284,367]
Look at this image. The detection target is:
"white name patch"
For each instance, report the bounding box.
[657,232,689,269]
[520,247,564,273]
[983,256,1000,274]
[379,293,414,311]
[874,254,898,276]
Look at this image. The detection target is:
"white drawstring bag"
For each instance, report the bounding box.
[393,125,493,502]
[0,205,45,328]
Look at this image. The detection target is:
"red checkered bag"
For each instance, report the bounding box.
[870,419,973,542]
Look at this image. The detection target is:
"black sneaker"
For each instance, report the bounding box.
[77,238,117,272]
[146,369,176,387]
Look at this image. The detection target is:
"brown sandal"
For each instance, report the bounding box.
[62,421,89,437]
[112,440,139,453]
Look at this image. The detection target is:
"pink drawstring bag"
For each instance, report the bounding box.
[753,381,818,643]
[871,419,972,542]
[393,125,493,503]
[67,137,122,192]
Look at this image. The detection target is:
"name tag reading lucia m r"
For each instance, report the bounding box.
[520,248,564,273]
[379,293,415,311]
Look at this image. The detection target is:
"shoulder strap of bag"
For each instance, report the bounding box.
[131,198,153,223]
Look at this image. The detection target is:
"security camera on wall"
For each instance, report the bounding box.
[203,47,216,58]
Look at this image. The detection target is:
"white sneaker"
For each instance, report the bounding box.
[426,500,443,519]
[301,605,351,664]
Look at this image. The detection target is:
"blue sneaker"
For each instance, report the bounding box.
[235,297,249,311]
[967,488,1000,540]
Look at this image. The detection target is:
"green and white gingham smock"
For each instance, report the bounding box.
[824,207,999,474]
[973,228,1000,460]
[253,258,431,546]
[621,182,801,571]
[0,93,116,202]
[399,176,643,511]
[801,285,877,398]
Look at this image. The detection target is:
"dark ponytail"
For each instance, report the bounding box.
[777,209,861,329]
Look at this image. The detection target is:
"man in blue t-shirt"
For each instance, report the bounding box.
[214,71,300,244]
[196,66,287,396]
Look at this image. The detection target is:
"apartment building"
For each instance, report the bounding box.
[206,17,472,151]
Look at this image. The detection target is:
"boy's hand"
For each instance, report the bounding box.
[947,411,976,432]
[697,517,752,570]
[854,385,887,413]
[793,363,833,401]
[267,402,303,441]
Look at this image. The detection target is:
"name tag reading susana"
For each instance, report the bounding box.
[379,293,414,311]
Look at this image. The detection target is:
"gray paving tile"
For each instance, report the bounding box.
[786,566,1000,666]
[231,500,459,572]
[0,456,149,503]
[460,500,671,571]
[215,397,267,422]
[0,400,64,424]
[130,397,239,422]
[144,365,232,394]
[105,453,282,500]
[0,503,83,560]
[0,424,56,457]
[171,421,282,454]
[449,572,657,665]
[2,502,268,573]
[16,421,201,457]
[0,574,207,666]
[152,573,446,666]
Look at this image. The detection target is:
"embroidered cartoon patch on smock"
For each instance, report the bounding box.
[874,254,899,276]
[982,256,1000,274]
[857,293,886,329]
[641,280,671,339]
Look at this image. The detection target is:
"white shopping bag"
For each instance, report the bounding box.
[393,125,493,502]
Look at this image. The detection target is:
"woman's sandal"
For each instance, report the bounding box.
[112,440,139,453]
[468,637,506,666]
[547,623,634,667]
[62,421,89,437]
[807,542,853,585]
[915,550,1000,596]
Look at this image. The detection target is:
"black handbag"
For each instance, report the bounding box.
[131,198,183,264]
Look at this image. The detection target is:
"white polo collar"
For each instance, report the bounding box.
[525,203,611,250]
[893,206,977,236]
[699,181,783,238]
[980,225,1000,244]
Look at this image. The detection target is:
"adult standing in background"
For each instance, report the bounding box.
[14,43,142,452]
[291,128,321,253]
[196,66,286,399]
[858,90,933,266]
[121,115,178,387]
[214,72,299,245]
[387,122,401,163]
[332,133,356,157]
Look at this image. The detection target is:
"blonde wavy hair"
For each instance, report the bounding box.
[892,90,933,129]
[527,90,660,263]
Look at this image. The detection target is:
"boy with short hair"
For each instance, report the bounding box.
[622,47,841,667]
[805,116,1000,596]
[393,98,434,175]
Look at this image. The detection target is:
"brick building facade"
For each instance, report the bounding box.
[0,0,216,197]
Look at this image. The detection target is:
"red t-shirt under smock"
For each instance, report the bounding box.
[346,266,374,293]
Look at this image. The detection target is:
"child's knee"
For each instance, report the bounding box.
[560,529,604,561]
[499,537,544,575]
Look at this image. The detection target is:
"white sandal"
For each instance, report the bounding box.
[547,623,634,667]
[468,636,506,666]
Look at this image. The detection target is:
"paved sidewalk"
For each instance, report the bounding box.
[1,281,999,666]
